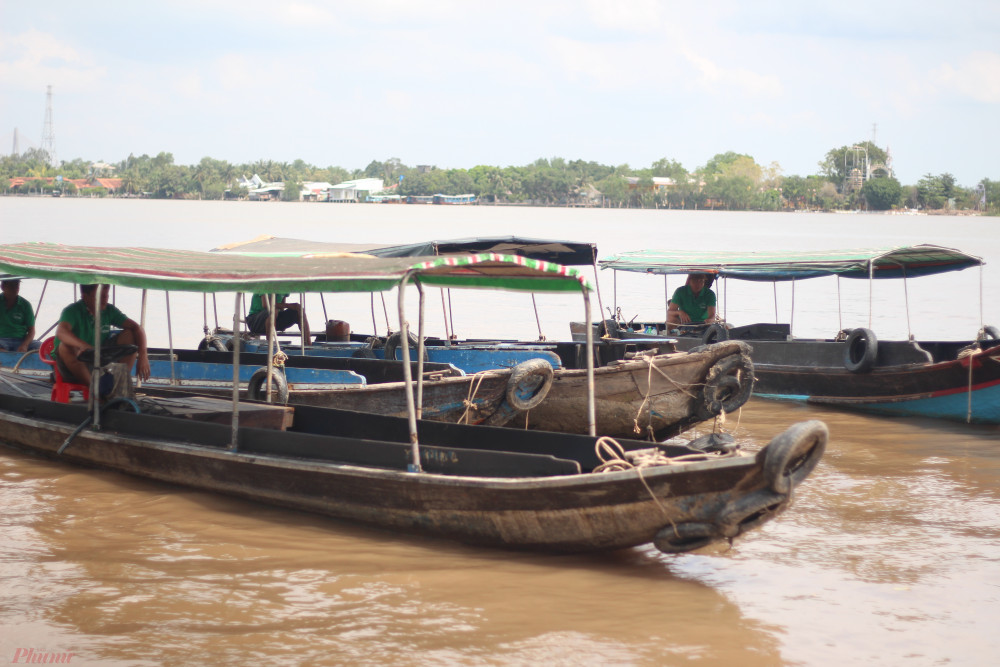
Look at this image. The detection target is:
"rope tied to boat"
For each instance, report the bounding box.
[631,353,702,438]
[458,372,488,424]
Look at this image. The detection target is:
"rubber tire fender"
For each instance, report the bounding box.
[247,367,289,404]
[843,327,878,373]
[695,353,755,420]
[505,359,554,411]
[980,325,1000,341]
[701,323,730,344]
[762,419,828,495]
[197,337,229,352]
[384,331,428,361]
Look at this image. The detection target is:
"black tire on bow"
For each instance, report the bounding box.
[198,337,229,352]
[505,359,554,411]
[384,331,427,361]
[695,353,755,420]
[843,327,878,373]
[247,367,289,404]
[701,323,730,344]
[762,419,828,495]
[979,325,1000,341]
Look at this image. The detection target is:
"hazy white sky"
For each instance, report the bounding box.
[1,1,998,185]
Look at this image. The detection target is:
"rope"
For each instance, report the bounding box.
[631,353,703,438]
[458,373,488,424]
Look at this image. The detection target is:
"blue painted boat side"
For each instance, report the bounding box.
[755,384,1000,424]
[0,351,365,388]
[245,341,564,374]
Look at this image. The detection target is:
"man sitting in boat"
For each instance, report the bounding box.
[246,293,311,340]
[55,284,150,388]
[0,278,40,352]
[667,273,718,326]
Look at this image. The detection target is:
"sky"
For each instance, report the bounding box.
[1,1,998,186]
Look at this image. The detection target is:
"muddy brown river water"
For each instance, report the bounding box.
[1,199,998,665]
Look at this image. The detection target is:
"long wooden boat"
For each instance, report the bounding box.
[586,245,1000,424]
[0,242,823,554]
[0,376,826,554]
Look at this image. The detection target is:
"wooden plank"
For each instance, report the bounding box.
[147,395,294,431]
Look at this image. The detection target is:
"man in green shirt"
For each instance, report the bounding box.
[55,284,150,386]
[667,273,718,325]
[0,279,39,352]
[246,293,310,340]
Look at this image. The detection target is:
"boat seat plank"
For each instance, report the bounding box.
[144,395,294,430]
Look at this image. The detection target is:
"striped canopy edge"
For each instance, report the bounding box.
[0,243,591,294]
[598,245,983,281]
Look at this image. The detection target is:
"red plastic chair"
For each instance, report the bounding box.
[38,337,90,403]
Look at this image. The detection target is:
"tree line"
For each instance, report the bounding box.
[1,143,997,214]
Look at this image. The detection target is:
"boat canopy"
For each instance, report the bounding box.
[0,243,591,294]
[213,234,599,266]
[599,245,983,281]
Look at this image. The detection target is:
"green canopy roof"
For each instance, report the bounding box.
[599,245,983,281]
[0,243,591,294]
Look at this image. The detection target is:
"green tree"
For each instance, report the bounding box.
[281,181,302,202]
[819,142,888,191]
[861,176,902,210]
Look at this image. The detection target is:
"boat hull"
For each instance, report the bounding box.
[0,392,825,553]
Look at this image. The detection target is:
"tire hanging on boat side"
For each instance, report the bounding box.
[695,351,755,421]
[843,327,878,373]
[247,367,289,404]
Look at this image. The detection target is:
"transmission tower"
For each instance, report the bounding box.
[11,127,19,156]
[41,85,57,167]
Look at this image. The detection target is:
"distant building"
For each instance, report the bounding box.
[625,176,675,190]
[328,178,385,202]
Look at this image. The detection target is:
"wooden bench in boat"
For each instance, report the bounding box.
[137,393,294,430]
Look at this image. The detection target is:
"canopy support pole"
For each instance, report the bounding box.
[583,286,596,437]
[439,289,452,346]
[979,263,985,332]
[266,294,276,403]
[416,279,426,419]
[212,294,219,331]
[902,266,913,340]
[36,280,48,314]
[230,293,242,451]
[531,294,545,341]
[664,275,669,325]
[138,289,147,389]
[202,294,209,341]
[590,257,608,337]
[90,287,103,430]
[397,276,421,472]
[299,292,307,354]
[447,289,456,340]
[868,260,874,330]
[790,279,795,338]
[772,281,778,323]
[320,293,328,326]
[165,291,176,385]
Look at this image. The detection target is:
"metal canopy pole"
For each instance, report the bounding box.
[91,286,103,430]
[901,265,912,340]
[165,291,176,385]
[790,279,795,338]
[397,276,421,472]
[583,286,596,437]
[267,294,276,403]
[230,293,242,451]
[530,294,545,340]
[868,260,874,330]
[138,289,148,389]
[439,289,452,346]
[416,279,426,419]
[299,292,306,355]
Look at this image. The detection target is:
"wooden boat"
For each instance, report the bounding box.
[210,234,669,371]
[0,242,824,554]
[582,246,1000,424]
